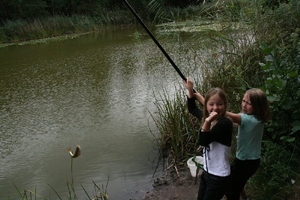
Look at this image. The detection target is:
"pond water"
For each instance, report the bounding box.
[0,28,188,199]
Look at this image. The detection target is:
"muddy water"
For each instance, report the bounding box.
[0,29,184,199]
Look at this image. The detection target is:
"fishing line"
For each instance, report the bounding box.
[124,0,197,93]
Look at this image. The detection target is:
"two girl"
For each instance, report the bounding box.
[184,78,270,200]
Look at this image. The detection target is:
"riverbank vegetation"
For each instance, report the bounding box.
[0,0,203,46]
[2,0,300,199]
[13,150,109,200]
[150,0,300,199]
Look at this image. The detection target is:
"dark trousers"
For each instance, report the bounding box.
[225,158,260,200]
[197,171,230,200]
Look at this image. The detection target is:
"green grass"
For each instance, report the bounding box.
[11,151,109,200]
[0,8,136,45]
[150,0,300,199]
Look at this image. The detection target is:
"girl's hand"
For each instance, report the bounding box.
[183,78,194,91]
[183,78,195,98]
[206,111,218,123]
[202,111,219,132]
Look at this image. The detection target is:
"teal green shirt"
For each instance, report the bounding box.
[236,114,264,160]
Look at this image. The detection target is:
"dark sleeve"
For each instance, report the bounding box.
[187,96,203,120]
[199,117,232,147]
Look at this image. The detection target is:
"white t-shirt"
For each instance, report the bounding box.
[203,141,231,177]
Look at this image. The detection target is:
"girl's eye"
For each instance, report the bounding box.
[242,100,251,105]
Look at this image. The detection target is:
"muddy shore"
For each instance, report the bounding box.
[143,165,200,200]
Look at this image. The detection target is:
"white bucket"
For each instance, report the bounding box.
[187,156,204,177]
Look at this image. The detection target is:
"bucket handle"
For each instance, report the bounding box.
[192,155,203,185]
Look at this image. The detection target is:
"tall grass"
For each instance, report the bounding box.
[0,8,136,45]
[150,0,300,199]
[149,0,254,169]
[11,150,109,200]
[150,88,201,164]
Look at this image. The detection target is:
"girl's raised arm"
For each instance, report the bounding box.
[226,111,242,125]
[194,92,204,105]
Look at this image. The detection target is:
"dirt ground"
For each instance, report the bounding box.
[142,164,231,200]
[143,165,201,200]
[142,164,300,200]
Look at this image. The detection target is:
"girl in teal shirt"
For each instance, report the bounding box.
[225,88,270,200]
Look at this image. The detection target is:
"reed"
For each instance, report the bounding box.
[151,0,300,199]
[150,88,201,167]
[11,147,109,200]
[0,8,135,45]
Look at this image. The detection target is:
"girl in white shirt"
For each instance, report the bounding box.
[184,79,233,200]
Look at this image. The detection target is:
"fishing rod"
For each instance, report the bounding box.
[124,0,196,92]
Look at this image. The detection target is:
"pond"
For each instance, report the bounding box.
[0,28,189,199]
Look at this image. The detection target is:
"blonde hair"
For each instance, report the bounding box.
[246,88,270,122]
[202,87,228,123]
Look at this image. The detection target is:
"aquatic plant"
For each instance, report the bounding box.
[11,145,109,200]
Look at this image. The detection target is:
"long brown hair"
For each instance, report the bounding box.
[246,88,270,123]
[202,87,228,123]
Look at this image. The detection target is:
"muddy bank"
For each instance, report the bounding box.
[143,165,200,200]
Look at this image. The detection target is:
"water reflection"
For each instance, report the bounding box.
[0,29,182,199]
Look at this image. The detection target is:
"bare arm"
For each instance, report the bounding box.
[226,111,242,125]
[194,92,204,105]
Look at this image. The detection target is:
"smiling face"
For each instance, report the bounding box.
[241,93,253,114]
[203,88,227,120]
[206,94,226,118]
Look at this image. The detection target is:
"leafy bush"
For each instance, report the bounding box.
[152,0,300,199]
[259,30,300,145]
[248,141,299,199]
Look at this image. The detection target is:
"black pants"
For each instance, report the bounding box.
[197,171,230,200]
[225,158,260,200]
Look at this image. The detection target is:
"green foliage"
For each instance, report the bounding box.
[1,0,300,198]
[148,0,167,23]
[259,30,300,144]
[0,0,49,21]
[147,0,209,23]
[12,156,109,200]
[150,0,300,199]
[248,141,299,199]
[0,0,150,24]
[253,0,300,44]
[260,0,290,10]
[150,88,201,164]
[0,11,137,44]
